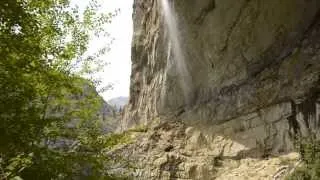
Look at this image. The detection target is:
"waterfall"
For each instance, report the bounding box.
[161,0,193,106]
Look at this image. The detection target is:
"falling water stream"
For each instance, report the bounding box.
[161,0,193,106]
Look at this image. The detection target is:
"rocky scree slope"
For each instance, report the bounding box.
[117,0,320,179]
[110,120,300,179]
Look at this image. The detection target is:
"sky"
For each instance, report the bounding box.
[74,0,134,101]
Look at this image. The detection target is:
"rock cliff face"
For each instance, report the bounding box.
[124,0,320,148]
[119,0,320,179]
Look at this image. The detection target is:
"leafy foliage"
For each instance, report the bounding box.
[286,137,320,180]
[0,0,124,179]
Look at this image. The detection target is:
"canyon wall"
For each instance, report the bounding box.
[123,0,320,154]
[114,0,320,178]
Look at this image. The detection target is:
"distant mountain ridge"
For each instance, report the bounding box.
[108,96,129,110]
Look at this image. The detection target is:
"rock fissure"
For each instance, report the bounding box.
[219,0,252,52]
[194,0,216,25]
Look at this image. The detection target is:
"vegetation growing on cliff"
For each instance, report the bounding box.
[0,0,124,179]
[286,138,320,180]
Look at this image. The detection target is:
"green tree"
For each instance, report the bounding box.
[0,0,120,179]
[286,137,320,180]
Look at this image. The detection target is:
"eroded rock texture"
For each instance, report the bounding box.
[124,0,320,128]
[110,121,301,179]
[118,0,320,178]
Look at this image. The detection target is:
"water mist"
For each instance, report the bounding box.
[161,0,193,106]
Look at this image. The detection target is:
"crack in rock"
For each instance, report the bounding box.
[194,0,216,25]
[220,0,252,52]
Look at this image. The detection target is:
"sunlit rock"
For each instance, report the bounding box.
[115,0,320,178]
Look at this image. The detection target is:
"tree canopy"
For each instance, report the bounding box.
[0,0,122,179]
